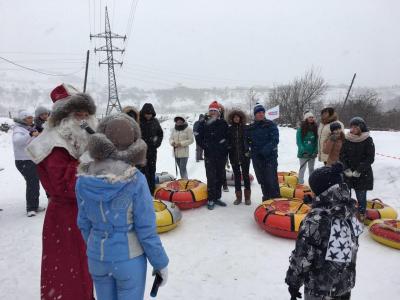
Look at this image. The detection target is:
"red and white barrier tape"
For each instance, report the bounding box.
[376,153,400,160]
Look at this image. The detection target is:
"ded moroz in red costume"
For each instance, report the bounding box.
[26,84,97,300]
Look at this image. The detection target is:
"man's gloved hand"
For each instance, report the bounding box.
[344,169,353,177]
[244,152,250,158]
[352,170,361,178]
[288,286,302,300]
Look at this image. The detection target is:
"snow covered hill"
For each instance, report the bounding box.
[0,115,399,299]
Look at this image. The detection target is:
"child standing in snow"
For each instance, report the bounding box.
[323,122,345,166]
[76,113,169,300]
[286,163,363,300]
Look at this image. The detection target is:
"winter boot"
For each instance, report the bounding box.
[207,200,215,210]
[214,199,227,207]
[27,211,36,217]
[233,191,242,205]
[244,189,251,205]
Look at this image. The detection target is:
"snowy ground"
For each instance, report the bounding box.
[0,114,399,299]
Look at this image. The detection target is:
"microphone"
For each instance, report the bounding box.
[150,271,163,297]
[80,120,95,134]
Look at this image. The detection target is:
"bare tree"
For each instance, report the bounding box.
[268,69,327,126]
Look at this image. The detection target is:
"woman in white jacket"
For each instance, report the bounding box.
[12,111,41,217]
[169,116,194,179]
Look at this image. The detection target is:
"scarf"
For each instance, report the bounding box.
[345,132,370,143]
[175,123,188,131]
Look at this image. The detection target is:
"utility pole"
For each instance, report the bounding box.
[83,50,90,93]
[342,73,357,112]
[90,6,126,115]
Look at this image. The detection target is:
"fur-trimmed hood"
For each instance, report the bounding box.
[227,109,247,125]
[321,112,338,125]
[122,106,140,123]
[48,93,96,127]
[85,113,147,166]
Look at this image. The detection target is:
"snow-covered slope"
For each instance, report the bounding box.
[0,115,399,299]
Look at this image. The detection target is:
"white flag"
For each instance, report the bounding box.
[266,105,280,120]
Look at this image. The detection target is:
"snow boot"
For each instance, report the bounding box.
[215,199,227,207]
[207,200,215,210]
[27,211,36,217]
[233,191,242,205]
[244,189,251,205]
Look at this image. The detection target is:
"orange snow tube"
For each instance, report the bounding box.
[154,179,208,210]
[278,171,298,186]
[254,198,311,239]
[369,219,400,250]
[280,183,313,200]
[365,198,398,225]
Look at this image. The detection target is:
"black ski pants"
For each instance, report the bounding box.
[205,155,226,202]
[15,160,40,212]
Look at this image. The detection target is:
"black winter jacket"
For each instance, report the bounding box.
[227,124,249,165]
[195,116,228,159]
[286,183,363,298]
[140,103,163,157]
[340,134,375,190]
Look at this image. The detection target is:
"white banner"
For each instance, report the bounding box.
[266,105,280,120]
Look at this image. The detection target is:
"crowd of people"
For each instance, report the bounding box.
[8,82,377,300]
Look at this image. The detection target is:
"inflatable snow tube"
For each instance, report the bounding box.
[279,183,313,200]
[225,169,254,186]
[155,172,175,184]
[278,171,298,186]
[154,179,208,210]
[154,200,182,233]
[254,198,311,239]
[365,198,398,225]
[369,219,400,250]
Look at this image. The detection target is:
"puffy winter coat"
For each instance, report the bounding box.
[323,132,345,166]
[318,114,344,162]
[195,116,228,159]
[340,133,375,190]
[76,161,169,270]
[12,120,36,160]
[169,123,194,158]
[140,104,163,159]
[286,183,363,298]
[227,109,249,165]
[246,118,279,161]
[296,127,318,159]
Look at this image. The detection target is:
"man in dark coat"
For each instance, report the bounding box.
[196,101,228,210]
[139,103,163,195]
[193,114,205,161]
[340,117,375,219]
[246,103,280,201]
[227,109,251,205]
[286,163,363,300]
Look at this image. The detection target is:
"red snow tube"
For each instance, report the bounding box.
[369,219,400,250]
[254,198,311,239]
[154,179,208,210]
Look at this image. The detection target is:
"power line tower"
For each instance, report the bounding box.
[90,6,126,115]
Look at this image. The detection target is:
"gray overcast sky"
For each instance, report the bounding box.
[1,0,400,89]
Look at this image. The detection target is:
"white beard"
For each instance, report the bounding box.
[57,115,98,157]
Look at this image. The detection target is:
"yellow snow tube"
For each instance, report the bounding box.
[369,219,400,250]
[278,171,298,187]
[154,200,182,233]
[280,183,313,200]
[365,199,398,225]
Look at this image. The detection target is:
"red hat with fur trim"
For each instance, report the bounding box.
[208,100,220,112]
[50,83,79,102]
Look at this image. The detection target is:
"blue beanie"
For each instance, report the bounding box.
[253,102,265,116]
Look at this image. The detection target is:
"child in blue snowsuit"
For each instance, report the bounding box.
[76,113,169,300]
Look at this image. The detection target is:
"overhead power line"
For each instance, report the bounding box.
[0,56,85,77]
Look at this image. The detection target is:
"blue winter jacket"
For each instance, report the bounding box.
[76,169,169,270]
[246,118,279,161]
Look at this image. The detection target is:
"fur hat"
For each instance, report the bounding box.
[227,109,247,125]
[321,107,334,116]
[330,122,342,132]
[48,84,96,127]
[88,113,147,165]
[208,100,221,112]
[35,106,50,118]
[309,162,344,196]
[253,102,265,115]
[18,110,33,120]
[349,117,368,132]
[303,111,315,121]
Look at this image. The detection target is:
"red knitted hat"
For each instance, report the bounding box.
[50,83,79,103]
[208,100,220,112]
